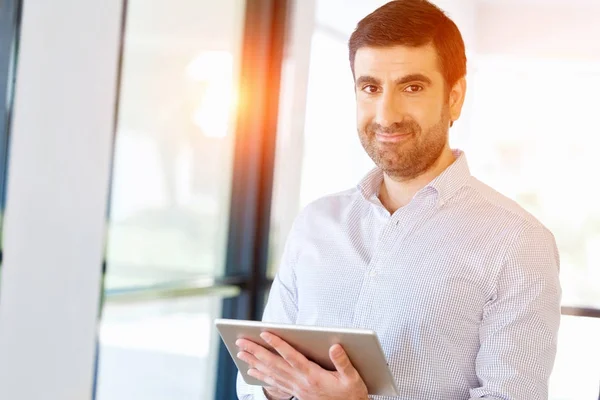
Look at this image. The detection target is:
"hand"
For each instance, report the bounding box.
[236,332,369,400]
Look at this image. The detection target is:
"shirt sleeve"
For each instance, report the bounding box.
[236,214,302,399]
[469,224,562,400]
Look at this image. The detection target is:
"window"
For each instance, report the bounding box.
[95,0,246,398]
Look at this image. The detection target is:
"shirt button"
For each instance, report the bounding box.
[369,269,378,277]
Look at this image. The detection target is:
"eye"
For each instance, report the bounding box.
[404,84,423,93]
[361,84,380,94]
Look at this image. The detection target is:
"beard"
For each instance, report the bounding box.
[358,106,450,180]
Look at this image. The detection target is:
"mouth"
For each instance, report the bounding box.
[375,132,413,143]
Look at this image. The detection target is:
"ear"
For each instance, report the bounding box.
[448,77,467,126]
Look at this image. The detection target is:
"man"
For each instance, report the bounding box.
[236,1,561,399]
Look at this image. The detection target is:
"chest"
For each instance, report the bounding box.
[294,213,501,330]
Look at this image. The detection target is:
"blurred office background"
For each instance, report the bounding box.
[0,0,598,399]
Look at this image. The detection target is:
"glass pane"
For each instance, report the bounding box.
[105,0,245,289]
[549,315,600,400]
[96,293,230,400]
[97,0,246,398]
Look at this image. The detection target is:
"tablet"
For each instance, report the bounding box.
[214,318,399,397]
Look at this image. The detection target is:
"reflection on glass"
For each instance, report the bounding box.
[105,0,245,289]
[96,295,227,400]
[97,0,246,398]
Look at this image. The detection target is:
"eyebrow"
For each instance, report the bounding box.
[355,73,433,88]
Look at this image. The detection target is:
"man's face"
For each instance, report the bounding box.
[354,44,462,180]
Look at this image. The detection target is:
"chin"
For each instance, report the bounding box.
[383,166,423,181]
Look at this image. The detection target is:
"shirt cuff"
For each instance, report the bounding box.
[251,384,270,400]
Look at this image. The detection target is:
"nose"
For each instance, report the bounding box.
[374,91,402,128]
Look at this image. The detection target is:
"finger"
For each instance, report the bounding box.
[329,344,358,378]
[237,350,295,384]
[236,338,294,378]
[247,368,278,387]
[247,368,295,394]
[260,332,310,374]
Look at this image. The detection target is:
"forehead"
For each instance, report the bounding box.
[354,44,442,80]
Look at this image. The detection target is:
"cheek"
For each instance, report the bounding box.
[356,99,375,129]
[409,99,443,127]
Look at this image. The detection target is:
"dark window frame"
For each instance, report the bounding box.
[216,0,291,399]
[0,0,22,263]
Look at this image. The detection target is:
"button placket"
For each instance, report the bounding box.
[352,268,378,328]
[352,217,397,327]
[352,214,392,327]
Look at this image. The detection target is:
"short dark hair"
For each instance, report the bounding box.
[348,0,466,88]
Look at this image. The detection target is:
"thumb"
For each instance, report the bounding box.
[329,344,356,377]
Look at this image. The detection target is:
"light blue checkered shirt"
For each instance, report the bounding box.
[237,150,561,400]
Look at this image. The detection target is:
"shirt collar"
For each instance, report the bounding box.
[357,149,471,208]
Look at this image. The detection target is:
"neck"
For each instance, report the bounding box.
[379,145,456,214]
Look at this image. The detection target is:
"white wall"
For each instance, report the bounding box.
[0,1,123,398]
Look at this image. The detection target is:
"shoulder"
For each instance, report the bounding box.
[463,177,557,255]
[465,177,550,231]
[301,187,360,216]
[289,186,364,235]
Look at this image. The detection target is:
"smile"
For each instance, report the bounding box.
[376,132,413,143]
